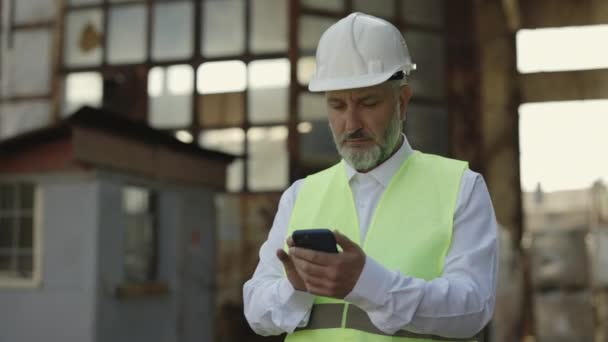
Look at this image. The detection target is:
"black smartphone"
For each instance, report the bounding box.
[292,229,338,253]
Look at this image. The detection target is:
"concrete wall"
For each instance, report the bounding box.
[0,177,99,342]
[95,172,216,342]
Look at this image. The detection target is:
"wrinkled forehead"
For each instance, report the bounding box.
[325,83,391,101]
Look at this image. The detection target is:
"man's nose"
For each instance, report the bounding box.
[344,106,363,133]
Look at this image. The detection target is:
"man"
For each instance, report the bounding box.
[243,12,497,341]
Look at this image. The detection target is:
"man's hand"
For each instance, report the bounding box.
[277,245,307,291]
[288,230,366,299]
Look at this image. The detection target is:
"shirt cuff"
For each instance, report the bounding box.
[277,278,315,330]
[344,255,394,311]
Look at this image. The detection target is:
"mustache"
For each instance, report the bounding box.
[340,129,373,143]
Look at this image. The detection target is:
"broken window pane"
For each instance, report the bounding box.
[199,93,244,127]
[199,128,245,155]
[250,0,287,53]
[248,59,289,124]
[197,60,247,94]
[0,217,15,248]
[64,9,103,67]
[404,30,445,99]
[0,101,51,140]
[6,29,52,96]
[401,0,444,28]
[62,72,103,117]
[248,126,288,191]
[153,1,193,61]
[19,184,35,211]
[18,216,33,249]
[122,186,156,282]
[301,0,344,12]
[299,92,327,121]
[353,0,395,19]
[199,129,244,192]
[0,184,15,210]
[297,56,316,85]
[17,254,34,276]
[107,5,147,64]
[148,65,193,129]
[299,16,336,53]
[202,0,245,57]
[299,120,339,168]
[0,255,11,272]
[405,104,448,156]
[298,93,337,168]
[14,0,56,24]
[197,61,246,127]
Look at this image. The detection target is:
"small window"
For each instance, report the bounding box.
[248,126,289,191]
[300,0,344,12]
[199,128,245,191]
[353,0,394,19]
[64,9,104,67]
[250,0,288,53]
[152,1,193,61]
[147,65,193,129]
[63,72,103,117]
[297,56,316,86]
[107,4,147,64]
[0,182,37,282]
[248,59,290,124]
[122,186,157,283]
[202,0,245,57]
[299,16,336,53]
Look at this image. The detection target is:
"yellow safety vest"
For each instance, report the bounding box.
[285,151,476,342]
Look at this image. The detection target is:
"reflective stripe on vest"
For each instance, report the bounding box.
[296,304,479,341]
[286,152,469,342]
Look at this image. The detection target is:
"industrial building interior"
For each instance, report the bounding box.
[0,0,607,341]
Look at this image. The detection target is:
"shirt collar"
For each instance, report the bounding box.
[343,134,414,188]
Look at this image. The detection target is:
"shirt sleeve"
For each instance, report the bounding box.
[344,170,498,338]
[243,179,315,336]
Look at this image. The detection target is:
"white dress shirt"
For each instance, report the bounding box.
[243,135,498,338]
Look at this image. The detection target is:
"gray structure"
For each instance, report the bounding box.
[0,107,233,342]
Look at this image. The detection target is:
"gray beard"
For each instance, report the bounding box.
[331,106,403,172]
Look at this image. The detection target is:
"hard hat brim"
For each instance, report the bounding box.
[308,70,400,92]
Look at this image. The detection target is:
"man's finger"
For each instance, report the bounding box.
[286,236,295,247]
[289,246,333,265]
[277,249,295,269]
[291,257,327,278]
[334,230,359,251]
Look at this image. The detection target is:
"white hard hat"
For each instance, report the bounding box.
[308,12,416,92]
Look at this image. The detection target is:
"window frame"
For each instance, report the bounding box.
[0,181,43,289]
[122,184,159,284]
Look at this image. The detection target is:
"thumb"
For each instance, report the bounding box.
[277,249,295,270]
[334,230,359,251]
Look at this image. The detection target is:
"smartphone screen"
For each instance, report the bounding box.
[292,229,338,253]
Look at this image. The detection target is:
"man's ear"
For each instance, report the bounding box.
[399,85,413,120]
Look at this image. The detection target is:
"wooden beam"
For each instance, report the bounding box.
[520,69,608,103]
[520,0,608,29]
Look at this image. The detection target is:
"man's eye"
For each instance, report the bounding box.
[362,101,378,107]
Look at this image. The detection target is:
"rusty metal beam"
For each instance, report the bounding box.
[502,0,522,32]
[446,0,484,173]
[288,0,300,184]
[50,0,66,124]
